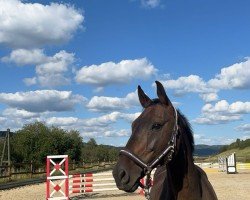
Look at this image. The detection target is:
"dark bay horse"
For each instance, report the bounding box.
[113,81,218,200]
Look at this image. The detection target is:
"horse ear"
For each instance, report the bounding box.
[155,81,172,106]
[138,85,152,108]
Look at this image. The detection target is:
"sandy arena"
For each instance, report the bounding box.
[0,169,249,200]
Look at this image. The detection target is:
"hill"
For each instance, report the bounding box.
[194,145,222,156]
[114,145,223,157]
[205,146,250,162]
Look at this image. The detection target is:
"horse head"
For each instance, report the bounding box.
[113,81,179,192]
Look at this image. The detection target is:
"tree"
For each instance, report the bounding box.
[87,138,97,147]
[10,122,119,166]
[11,122,83,164]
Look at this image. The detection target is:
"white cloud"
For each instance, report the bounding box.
[37,74,71,88]
[194,100,250,125]
[104,129,130,137]
[208,58,250,90]
[46,112,140,128]
[199,93,218,102]
[46,116,79,126]
[120,112,141,123]
[0,90,86,113]
[202,100,250,114]
[45,111,140,138]
[22,50,75,87]
[158,58,250,103]
[0,116,23,131]
[194,114,241,125]
[141,0,161,8]
[2,49,75,88]
[75,58,157,86]
[194,134,235,145]
[87,88,180,112]
[0,109,43,131]
[1,49,47,66]
[2,108,40,119]
[36,51,74,74]
[86,91,139,112]
[160,75,216,96]
[0,116,7,124]
[83,112,140,127]
[23,77,37,86]
[0,0,84,48]
[235,124,250,134]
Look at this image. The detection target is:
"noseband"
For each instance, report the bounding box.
[119,108,179,199]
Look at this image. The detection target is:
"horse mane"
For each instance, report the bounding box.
[177,110,194,154]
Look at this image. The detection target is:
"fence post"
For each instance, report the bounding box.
[30,161,33,178]
[8,163,12,181]
[73,160,75,170]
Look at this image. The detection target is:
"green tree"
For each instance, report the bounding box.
[11,122,83,164]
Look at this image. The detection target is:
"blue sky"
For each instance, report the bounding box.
[0,0,249,146]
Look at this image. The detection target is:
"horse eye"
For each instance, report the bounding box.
[151,123,163,131]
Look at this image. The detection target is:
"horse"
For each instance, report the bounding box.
[112,81,218,200]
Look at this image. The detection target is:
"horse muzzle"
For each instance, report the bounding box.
[112,163,141,192]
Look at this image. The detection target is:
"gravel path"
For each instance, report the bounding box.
[0,169,249,200]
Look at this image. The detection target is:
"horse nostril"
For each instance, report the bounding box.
[119,169,130,184]
[119,169,125,179]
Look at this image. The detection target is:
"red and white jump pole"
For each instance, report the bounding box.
[69,172,118,194]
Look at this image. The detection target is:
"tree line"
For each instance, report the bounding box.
[8,122,119,165]
[219,138,250,153]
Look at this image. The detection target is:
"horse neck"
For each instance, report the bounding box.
[165,131,197,198]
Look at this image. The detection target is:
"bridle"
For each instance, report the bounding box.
[119,108,179,200]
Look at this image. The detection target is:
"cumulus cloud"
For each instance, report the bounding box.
[0,108,140,136]
[75,58,157,86]
[202,100,250,114]
[2,108,40,119]
[0,117,7,125]
[1,49,47,66]
[104,129,131,137]
[0,116,24,131]
[163,58,250,95]
[194,114,241,125]
[208,58,250,90]
[194,134,235,145]
[45,111,140,137]
[160,75,216,96]
[194,100,250,125]
[0,107,43,130]
[86,91,139,112]
[23,77,37,86]
[46,116,79,127]
[235,124,250,134]
[141,0,161,8]
[10,50,75,87]
[199,93,218,103]
[2,49,75,88]
[0,90,86,113]
[34,50,75,87]
[0,0,84,48]
[158,58,250,103]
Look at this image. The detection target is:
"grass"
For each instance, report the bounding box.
[205,146,250,162]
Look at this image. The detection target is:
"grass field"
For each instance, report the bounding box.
[205,147,250,162]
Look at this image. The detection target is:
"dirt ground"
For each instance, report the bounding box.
[207,170,250,200]
[0,169,249,200]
